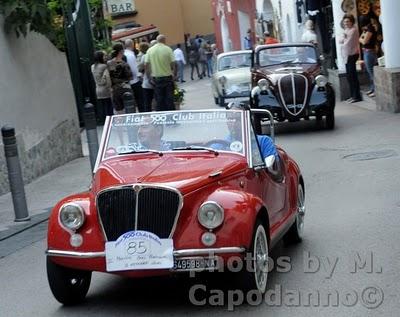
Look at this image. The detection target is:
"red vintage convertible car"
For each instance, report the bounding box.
[46,108,305,305]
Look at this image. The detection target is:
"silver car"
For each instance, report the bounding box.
[211,50,252,107]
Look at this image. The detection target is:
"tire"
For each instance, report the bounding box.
[326,111,335,130]
[237,219,269,294]
[47,257,92,305]
[214,97,219,105]
[218,96,225,107]
[284,184,305,244]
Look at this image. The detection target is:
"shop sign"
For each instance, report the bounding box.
[107,0,136,15]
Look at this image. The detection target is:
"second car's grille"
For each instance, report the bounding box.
[97,186,181,241]
[278,73,309,116]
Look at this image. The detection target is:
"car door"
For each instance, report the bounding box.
[248,122,287,227]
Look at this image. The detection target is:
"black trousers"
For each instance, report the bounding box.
[153,76,175,111]
[345,54,361,100]
[190,62,201,79]
[131,81,145,112]
[143,88,154,112]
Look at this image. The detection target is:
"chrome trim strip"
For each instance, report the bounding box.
[96,115,111,172]
[96,184,184,241]
[46,247,245,259]
[278,74,309,117]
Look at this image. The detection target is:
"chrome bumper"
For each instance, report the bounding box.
[46,247,245,259]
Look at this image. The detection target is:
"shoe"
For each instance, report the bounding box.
[367,91,375,97]
[181,80,186,83]
[346,97,354,103]
[349,98,361,103]
[191,77,194,80]
[366,90,373,95]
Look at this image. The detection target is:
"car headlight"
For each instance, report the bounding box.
[198,201,224,229]
[257,78,269,91]
[315,75,328,87]
[219,76,227,85]
[59,203,85,231]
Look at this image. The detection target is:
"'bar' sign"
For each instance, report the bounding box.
[107,0,136,15]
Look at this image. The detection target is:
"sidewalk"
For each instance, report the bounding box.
[0,127,103,241]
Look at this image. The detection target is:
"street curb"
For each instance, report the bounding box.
[0,208,51,241]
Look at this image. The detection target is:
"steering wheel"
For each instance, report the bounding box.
[204,139,231,150]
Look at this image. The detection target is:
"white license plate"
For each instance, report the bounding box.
[173,257,219,271]
[105,231,174,272]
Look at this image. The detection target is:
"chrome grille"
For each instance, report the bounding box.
[278,73,308,116]
[97,185,181,241]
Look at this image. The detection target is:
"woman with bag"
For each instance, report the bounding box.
[91,51,113,123]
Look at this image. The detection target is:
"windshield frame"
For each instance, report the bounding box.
[94,109,250,171]
[256,44,318,67]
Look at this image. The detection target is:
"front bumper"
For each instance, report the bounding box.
[46,247,245,259]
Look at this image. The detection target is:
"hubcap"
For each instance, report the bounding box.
[296,186,305,236]
[253,225,268,293]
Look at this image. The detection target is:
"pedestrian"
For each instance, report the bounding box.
[107,43,133,114]
[198,42,209,78]
[339,14,362,103]
[188,46,201,80]
[244,29,253,49]
[145,34,176,111]
[301,20,318,46]
[139,42,154,112]
[359,15,378,97]
[205,41,214,75]
[91,50,113,123]
[174,44,186,83]
[124,39,145,112]
[264,30,279,45]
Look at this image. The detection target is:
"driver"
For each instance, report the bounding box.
[137,117,171,151]
[293,47,315,63]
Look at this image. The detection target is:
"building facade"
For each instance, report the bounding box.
[105,0,214,46]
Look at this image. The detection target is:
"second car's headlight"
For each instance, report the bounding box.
[258,78,269,91]
[315,75,328,87]
[59,203,85,231]
[198,202,224,229]
[219,76,227,85]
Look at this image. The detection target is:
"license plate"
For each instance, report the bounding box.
[173,257,219,271]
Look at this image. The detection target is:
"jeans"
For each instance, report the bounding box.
[177,60,185,82]
[207,58,213,75]
[153,76,175,111]
[345,54,361,100]
[190,62,201,79]
[363,50,377,92]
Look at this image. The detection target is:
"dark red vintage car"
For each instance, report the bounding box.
[46,108,305,305]
[250,43,335,131]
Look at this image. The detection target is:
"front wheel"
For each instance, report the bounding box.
[218,96,225,107]
[47,257,92,305]
[214,97,219,105]
[284,184,305,244]
[237,220,269,294]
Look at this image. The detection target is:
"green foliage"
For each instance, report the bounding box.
[0,0,111,52]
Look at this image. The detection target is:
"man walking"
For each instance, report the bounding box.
[124,39,144,112]
[145,34,176,111]
[174,44,186,83]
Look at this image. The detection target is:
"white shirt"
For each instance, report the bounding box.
[173,48,186,64]
[124,49,139,84]
[301,30,317,44]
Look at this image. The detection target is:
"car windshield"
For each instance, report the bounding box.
[103,110,246,160]
[218,53,251,71]
[258,45,317,67]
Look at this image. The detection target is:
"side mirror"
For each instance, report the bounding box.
[264,155,275,169]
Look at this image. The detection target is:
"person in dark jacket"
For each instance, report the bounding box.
[188,46,201,80]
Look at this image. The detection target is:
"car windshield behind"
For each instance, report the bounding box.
[103,110,246,160]
[218,53,251,71]
[258,45,317,67]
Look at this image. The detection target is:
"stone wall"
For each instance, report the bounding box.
[374,66,400,113]
[0,18,82,195]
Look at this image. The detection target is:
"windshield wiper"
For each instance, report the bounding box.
[118,150,163,156]
[172,146,219,155]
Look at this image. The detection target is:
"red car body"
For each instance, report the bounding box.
[46,108,304,304]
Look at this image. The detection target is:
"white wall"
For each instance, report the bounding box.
[0,18,78,148]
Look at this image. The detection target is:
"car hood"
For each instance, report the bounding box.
[216,68,251,82]
[93,154,247,195]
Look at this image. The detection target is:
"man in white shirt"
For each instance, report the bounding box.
[174,44,186,83]
[124,39,144,112]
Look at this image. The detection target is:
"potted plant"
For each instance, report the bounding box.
[173,86,185,110]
